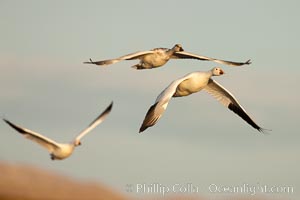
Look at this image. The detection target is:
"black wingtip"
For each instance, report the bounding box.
[108,101,113,111]
[3,119,27,134]
[3,118,13,127]
[258,127,272,134]
[83,58,95,64]
[245,59,252,65]
[139,125,147,133]
[139,102,159,133]
[104,101,113,114]
[3,118,9,124]
[228,102,265,133]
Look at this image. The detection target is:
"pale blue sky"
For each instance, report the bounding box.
[0,0,299,199]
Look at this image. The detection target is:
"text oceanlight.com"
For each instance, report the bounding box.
[125,183,294,196]
[209,183,294,196]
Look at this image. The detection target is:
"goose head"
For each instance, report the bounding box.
[73,140,82,147]
[212,67,225,76]
[173,44,184,52]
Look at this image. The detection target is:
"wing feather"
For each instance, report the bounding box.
[74,102,113,142]
[203,79,264,132]
[84,51,154,65]
[3,119,60,152]
[173,51,251,67]
[139,73,194,133]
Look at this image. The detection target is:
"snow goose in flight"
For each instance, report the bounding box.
[3,102,113,160]
[84,44,251,70]
[139,68,265,133]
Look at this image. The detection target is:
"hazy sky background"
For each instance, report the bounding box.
[0,0,299,199]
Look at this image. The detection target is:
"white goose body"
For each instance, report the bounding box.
[3,102,113,160]
[139,68,266,133]
[50,144,75,160]
[140,48,173,68]
[174,71,212,97]
[84,44,183,70]
[84,44,251,70]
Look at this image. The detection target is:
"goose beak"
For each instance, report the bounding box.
[220,70,225,75]
[179,47,184,51]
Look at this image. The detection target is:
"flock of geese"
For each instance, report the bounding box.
[4,44,267,160]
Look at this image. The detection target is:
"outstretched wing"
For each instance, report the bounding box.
[173,51,251,67]
[74,102,113,142]
[3,119,60,152]
[83,51,154,66]
[203,79,265,132]
[139,73,194,133]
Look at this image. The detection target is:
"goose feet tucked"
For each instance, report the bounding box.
[131,64,143,70]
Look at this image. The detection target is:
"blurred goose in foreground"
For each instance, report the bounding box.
[84,44,251,70]
[3,102,113,160]
[139,68,265,133]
